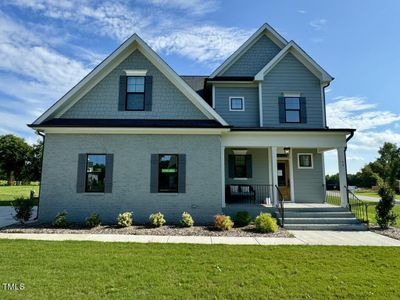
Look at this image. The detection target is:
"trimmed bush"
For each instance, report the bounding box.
[12,196,35,223]
[214,214,234,231]
[376,184,397,229]
[53,211,68,228]
[181,212,194,227]
[117,212,133,227]
[149,212,166,227]
[255,213,278,233]
[234,211,252,227]
[85,213,101,228]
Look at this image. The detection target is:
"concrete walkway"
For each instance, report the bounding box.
[0,230,399,246]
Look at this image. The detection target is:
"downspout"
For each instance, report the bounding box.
[322,82,330,128]
[35,130,45,220]
[344,131,355,205]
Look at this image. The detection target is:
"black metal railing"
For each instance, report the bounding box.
[275,185,284,227]
[346,187,369,226]
[325,190,341,206]
[225,184,274,205]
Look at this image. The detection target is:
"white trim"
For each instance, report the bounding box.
[233,177,249,181]
[229,96,245,111]
[33,34,228,126]
[124,69,147,76]
[321,151,327,200]
[271,146,278,205]
[321,83,327,127]
[258,82,263,127]
[254,41,333,82]
[232,149,248,155]
[283,92,301,97]
[35,127,230,135]
[212,84,216,109]
[210,23,287,78]
[337,147,348,207]
[297,153,314,169]
[221,146,226,208]
[289,149,295,202]
[268,148,272,186]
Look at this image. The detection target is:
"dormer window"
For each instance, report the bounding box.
[126,76,145,111]
[229,97,245,111]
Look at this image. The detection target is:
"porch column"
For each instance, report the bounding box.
[221,146,226,208]
[337,147,348,207]
[271,146,278,205]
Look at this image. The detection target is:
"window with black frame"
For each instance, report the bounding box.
[158,154,179,192]
[85,154,106,192]
[234,155,247,178]
[284,97,301,123]
[126,76,145,110]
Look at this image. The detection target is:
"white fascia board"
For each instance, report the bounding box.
[209,23,287,78]
[33,34,228,126]
[221,131,349,148]
[254,41,334,82]
[36,127,230,135]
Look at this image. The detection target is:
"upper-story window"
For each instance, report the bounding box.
[284,97,301,123]
[229,97,245,111]
[126,76,145,111]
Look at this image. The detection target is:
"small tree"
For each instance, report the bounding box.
[376,183,397,229]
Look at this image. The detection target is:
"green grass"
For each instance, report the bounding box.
[0,185,39,206]
[0,241,399,299]
[355,189,400,200]
[365,201,400,228]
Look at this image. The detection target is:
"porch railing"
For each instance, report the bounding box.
[225,184,274,205]
[275,185,284,227]
[346,186,369,226]
[325,190,341,206]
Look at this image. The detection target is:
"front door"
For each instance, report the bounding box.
[277,160,291,201]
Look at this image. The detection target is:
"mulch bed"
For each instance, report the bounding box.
[371,226,400,240]
[0,222,293,238]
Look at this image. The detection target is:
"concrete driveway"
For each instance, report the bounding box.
[0,206,38,228]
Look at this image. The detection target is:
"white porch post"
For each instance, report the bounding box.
[271,146,278,205]
[221,146,226,208]
[337,147,348,207]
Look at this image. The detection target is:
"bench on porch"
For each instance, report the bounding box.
[226,185,256,203]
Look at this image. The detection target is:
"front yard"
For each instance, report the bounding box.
[355,189,400,200]
[0,240,399,299]
[0,185,39,206]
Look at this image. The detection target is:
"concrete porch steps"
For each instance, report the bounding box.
[277,205,368,231]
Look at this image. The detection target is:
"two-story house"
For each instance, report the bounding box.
[29,23,357,228]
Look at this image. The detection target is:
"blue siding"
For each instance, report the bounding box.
[222,35,281,77]
[262,53,324,128]
[214,85,259,127]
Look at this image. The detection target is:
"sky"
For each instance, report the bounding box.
[0,0,399,175]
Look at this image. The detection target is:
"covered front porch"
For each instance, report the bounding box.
[221,130,351,210]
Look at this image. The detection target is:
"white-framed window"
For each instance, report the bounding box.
[297,153,313,169]
[229,97,245,111]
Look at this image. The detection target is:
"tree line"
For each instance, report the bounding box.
[0,134,43,185]
[326,142,400,192]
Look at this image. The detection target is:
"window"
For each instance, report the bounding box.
[298,153,313,169]
[229,97,244,111]
[126,76,145,110]
[284,97,300,123]
[158,154,179,193]
[85,154,106,192]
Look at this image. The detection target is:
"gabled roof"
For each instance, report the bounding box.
[180,75,207,98]
[33,35,228,126]
[254,41,334,83]
[209,23,287,78]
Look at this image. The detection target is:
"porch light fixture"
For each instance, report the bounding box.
[284,147,290,154]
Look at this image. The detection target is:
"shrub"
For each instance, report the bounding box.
[254,213,278,233]
[149,212,166,227]
[117,212,133,227]
[53,211,68,228]
[181,212,194,227]
[85,213,101,228]
[12,196,35,223]
[214,214,234,231]
[234,211,252,227]
[376,184,397,229]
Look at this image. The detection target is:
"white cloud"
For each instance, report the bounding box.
[309,18,327,30]
[298,10,307,14]
[145,0,219,16]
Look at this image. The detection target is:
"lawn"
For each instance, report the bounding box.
[355,189,400,200]
[0,241,399,299]
[0,185,39,206]
[365,201,400,228]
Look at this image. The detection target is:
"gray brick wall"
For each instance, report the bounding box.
[221,35,281,77]
[214,85,259,127]
[262,53,324,128]
[62,51,208,120]
[39,134,222,224]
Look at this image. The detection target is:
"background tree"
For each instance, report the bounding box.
[21,139,43,182]
[0,134,31,185]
